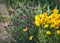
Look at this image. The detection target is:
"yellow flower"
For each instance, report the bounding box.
[39,14,47,18]
[55,26,59,29]
[34,21,40,26]
[53,8,59,13]
[44,24,49,28]
[56,30,60,34]
[35,15,40,21]
[46,31,51,35]
[23,27,28,32]
[50,24,55,28]
[29,35,33,40]
[49,15,53,19]
[58,20,60,23]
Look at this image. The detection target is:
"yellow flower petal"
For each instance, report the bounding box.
[44,24,49,28]
[53,8,59,13]
[56,30,60,34]
[23,27,28,32]
[34,21,40,26]
[29,35,33,40]
[46,31,51,35]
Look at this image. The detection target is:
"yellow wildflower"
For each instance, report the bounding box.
[49,15,53,19]
[55,26,59,29]
[50,24,55,28]
[35,15,40,21]
[54,21,59,26]
[56,30,60,34]
[50,19,56,24]
[58,20,60,23]
[46,31,51,35]
[34,9,60,28]
[29,35,33,40]
[44,17,51,23]
[23,27,28,32]
[44,24,49,28]
[53,8,59,13]
[34,21,40,26]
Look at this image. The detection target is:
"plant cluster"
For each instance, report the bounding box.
[34,8,60,29]
[35,8,60,43]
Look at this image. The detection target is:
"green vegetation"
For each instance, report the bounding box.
[6,0,60,43]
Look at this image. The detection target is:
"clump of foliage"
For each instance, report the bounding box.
[10,4,39,43]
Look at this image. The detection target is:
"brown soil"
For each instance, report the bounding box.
[0,0,11,43]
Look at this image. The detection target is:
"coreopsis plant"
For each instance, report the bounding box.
[34,8,60,43]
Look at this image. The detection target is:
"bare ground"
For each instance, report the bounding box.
[0,0,11,43]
